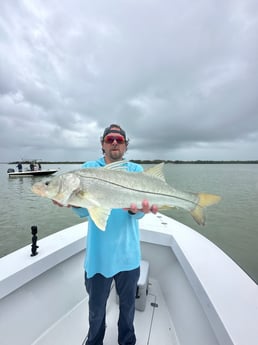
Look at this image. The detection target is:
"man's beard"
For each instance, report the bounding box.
[109,148,123,161]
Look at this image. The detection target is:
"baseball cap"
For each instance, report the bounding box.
[102,124,127,141]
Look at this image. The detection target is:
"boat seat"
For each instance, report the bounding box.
[116,260,150,311]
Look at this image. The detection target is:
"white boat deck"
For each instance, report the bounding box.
[1,213,258,345]
[32,278,178,345]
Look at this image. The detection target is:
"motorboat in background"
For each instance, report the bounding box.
[7,159,58,177]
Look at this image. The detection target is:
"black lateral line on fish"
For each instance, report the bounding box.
[80,175,200,208]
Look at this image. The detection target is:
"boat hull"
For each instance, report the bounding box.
[7,169,58,177]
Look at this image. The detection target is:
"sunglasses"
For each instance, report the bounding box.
[104,134,125,144]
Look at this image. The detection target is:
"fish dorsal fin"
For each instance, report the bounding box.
[103,160,128,171]
[144,163,166,181]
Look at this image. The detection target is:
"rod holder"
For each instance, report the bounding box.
[31,225,39,256]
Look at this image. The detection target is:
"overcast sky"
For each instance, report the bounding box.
[0,0,258,162]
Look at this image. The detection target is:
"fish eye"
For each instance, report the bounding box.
[45,181,50,186]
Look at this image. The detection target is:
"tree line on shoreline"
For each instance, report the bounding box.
[7,159,258,165]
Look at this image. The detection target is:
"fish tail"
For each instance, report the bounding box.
[191,193,221,226]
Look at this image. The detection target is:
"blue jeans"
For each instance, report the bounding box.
[85,267,140,345]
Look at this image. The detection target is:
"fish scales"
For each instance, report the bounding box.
[32,162,221,230]
[76,168,198,210]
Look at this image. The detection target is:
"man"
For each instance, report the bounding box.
[56,124,157,345]
[16,162,23,172]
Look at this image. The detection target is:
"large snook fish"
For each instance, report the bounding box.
[32,161,221,231]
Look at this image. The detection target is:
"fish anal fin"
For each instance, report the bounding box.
[191,206,206,226]
[88,207,111,231]
[191,193,221,226]
[144,163,166,181]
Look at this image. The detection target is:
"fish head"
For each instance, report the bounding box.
[32,173,81,205]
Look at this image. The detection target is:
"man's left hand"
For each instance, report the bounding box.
[128,199,158,214]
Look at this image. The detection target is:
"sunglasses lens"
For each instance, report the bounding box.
[105,135,125,144]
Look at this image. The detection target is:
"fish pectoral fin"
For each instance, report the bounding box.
[191,193,221,226]
[88,207,112,231]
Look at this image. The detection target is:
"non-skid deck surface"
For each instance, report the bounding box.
[33,279,179,345]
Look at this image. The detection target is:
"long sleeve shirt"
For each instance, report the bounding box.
[72,157,144,278]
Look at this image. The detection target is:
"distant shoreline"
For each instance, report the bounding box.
[5,160,258,164]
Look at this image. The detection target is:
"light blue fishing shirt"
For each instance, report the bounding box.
[72,157,144,278]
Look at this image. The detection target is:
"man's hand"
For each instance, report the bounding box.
[128,199,158,214]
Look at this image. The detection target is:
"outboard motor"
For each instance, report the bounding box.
[7,168,15,173]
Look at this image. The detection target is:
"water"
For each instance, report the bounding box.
[0,164,85,256]
[1,163,258,283]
